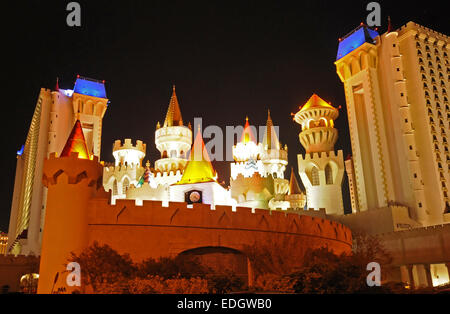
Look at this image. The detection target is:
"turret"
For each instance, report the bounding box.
[260,110,288,179]
[232,117,261,162]
[112,139,146,167]
[154,86,192,173]
[284,168,307,210]
[294,94,339,153]
[71,76,108,157]
[37,120,104,294]
[294,94,345,215]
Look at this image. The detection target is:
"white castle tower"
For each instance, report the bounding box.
[231,117,264,179]
[260,110,288,179]
[294,94,345,215]
[230,114,290,210]
[103,139,146,202]
[154,86,192,185]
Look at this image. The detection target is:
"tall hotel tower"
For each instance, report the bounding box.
[7,76,108,255]
[335,22,449,226]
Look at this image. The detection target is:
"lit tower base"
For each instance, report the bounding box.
[37,121,104,294]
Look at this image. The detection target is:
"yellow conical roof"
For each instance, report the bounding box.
[163,85,183,127]
[299,94,335,113]
[175,129,216,185]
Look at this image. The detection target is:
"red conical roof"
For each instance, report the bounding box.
[60,120,90,159]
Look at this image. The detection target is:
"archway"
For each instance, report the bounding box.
[178,246,251,288]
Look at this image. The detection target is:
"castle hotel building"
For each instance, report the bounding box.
[3,20,450,292]
[335,22,450,226]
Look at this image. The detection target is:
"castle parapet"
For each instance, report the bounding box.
[112,139,146,167]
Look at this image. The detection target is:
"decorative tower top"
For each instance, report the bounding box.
[288,168,302,195]
[233,117,260,162]
[336,24,379,60]
[175,128,217,185]
[154,86,192,173]
[164,85,183,127]
[60,120,91,160]
[260,109,288,178]
[263,110,280,150]
[294,94,339,153]
[241,116,256,144]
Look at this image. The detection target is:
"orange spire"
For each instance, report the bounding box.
[55,77,59,91]
[60,120,90,159]
[289,168,302,195]
[163,85,183,127]
[240,116,256,144]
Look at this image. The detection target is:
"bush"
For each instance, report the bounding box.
[126,276,208,294]
[207,272,244,294]
[254,273,295,293]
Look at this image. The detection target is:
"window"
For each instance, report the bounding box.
[122,178,130,194]
[311,167,319,186]
[325,164,333,185]
[113,180,118,195]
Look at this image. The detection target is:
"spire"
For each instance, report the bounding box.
[175,128,216,185]
[263,109,280,150]
[240,116,256,144]
[144,161,152,183]
[55,77,60,91]
[60,120,90,159]
[387,16,392,33]
[163,85,183,127]
[289,168,302,195]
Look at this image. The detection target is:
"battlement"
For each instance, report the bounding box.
[397,21,449,41]
[298,150,344,162]
[87,198,352,245]
[154,170,183,178]
[261,148,288,162]
[43,152,103,187]
[233,170,273,181]
[155,126,192,146]
[103,163,142,173]
[113,139,146,154]
[0,254,40,265]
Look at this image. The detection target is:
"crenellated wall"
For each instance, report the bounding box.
[86,197,353,263]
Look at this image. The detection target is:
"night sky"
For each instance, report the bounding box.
[1,1,448,231]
